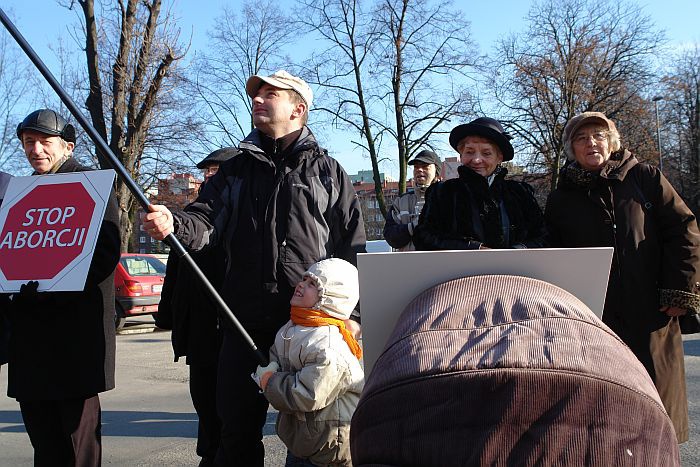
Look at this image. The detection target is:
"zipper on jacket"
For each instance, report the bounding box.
[589,185,622,274]
[604,186,621,272]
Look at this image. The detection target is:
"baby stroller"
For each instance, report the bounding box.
[351,275,679,466]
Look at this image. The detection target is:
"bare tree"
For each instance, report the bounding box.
[372,0,478,193]
[301,0,477,216]
[0,24,42,174]
[490,0,663,190]
[188,1,295,149]
[299,0,388,213]
[661,45,700,211]
[72,0,189,251]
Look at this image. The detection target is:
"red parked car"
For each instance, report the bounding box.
[114,253,166,329]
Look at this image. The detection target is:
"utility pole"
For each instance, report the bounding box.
[653,96,664,171]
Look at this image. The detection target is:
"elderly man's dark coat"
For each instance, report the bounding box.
[6,158,120,400]
[156,246,224,365]
[545,149,700,443]
[414,165,546,250]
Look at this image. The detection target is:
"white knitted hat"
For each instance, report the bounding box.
[303,258,359,319]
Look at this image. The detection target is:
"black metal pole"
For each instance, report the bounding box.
[0,8,266,365]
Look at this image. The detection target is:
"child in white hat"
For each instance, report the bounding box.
[252,258,364,466]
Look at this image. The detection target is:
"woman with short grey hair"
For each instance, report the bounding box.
[545,111,700,443]
[563,114,622,163]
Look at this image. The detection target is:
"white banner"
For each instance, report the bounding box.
[358,247,614,374]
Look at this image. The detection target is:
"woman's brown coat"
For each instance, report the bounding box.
[545,150,700,442]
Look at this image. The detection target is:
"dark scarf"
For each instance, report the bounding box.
[560,162,598,188]
[458,165,508,248]
[560,151,625,189]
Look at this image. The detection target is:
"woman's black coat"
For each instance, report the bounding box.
[414,165,546,250]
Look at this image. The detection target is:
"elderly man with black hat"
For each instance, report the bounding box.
[143,71,365,466]
[414,117,546,250]
[383,149,442,251]
[6,109,120,466]
[155,147,238,466]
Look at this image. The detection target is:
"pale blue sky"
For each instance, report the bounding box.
[2,0,699,177]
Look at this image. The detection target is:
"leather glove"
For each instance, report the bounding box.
[12,281,41,308]
[251,361,279,389]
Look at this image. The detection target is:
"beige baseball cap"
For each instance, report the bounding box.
[562,111,616,144]
[245,70,313,107]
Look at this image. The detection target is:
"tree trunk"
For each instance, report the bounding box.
[116,180,134,252]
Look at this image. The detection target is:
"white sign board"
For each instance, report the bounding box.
[358,247,614,374]
[0,170,115,292]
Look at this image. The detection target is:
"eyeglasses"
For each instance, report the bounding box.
[572,131,608,145]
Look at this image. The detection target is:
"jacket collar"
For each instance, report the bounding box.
[598,149,636,181]
[240,126,319,165]
[258,128,303,155]
[559,149,637,188]
[31,155,75,176]
[457,164,507,186]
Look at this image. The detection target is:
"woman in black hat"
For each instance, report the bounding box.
[413,117,546,250]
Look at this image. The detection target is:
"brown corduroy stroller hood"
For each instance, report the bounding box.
[351,275,679,466]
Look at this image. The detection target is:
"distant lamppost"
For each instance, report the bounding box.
[653,95,664,171]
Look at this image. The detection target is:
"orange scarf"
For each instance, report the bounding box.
[290,306,362,360]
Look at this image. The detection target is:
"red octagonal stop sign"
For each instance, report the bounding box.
[0,182,96,280]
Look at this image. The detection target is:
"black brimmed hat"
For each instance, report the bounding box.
[196,147,238,169]
[408,150,441,175]
[449,117,514,161]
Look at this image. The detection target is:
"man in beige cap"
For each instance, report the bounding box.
[143,70,366,466]
[245,70,313,131]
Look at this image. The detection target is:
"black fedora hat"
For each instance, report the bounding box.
[196,147,238,169]
[449,117,514,161]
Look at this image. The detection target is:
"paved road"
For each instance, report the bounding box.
[0,317,286,466]
[1,318,699,465]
